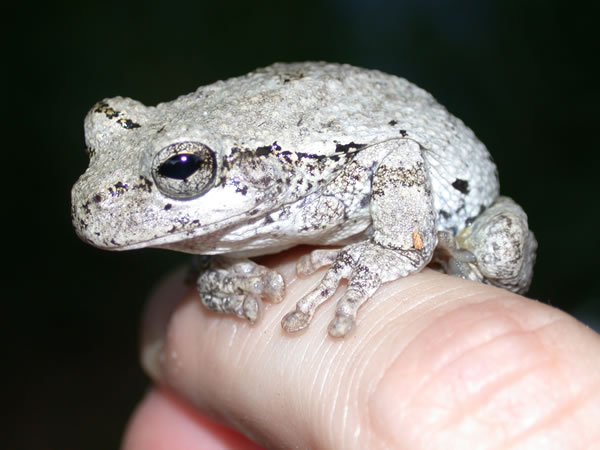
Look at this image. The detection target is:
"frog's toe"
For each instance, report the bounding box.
[260,271,285,303]
[242,296,260,323]
[281,310,313,333]
[328,314,355,338]
[196,256,287,322]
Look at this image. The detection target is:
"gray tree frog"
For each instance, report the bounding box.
[71,62,537,337]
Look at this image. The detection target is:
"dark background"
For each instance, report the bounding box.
[6,1,598,448]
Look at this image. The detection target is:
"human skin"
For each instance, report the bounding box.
[122,248,600,449]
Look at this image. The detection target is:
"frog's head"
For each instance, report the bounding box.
[71,96,298,254]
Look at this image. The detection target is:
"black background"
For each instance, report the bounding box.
[6,1,599,448]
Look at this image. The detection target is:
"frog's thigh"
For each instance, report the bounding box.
[327,140,437,336]
[370,139,436,257]
[282,140,437,337]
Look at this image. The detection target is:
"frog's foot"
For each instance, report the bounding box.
[196,256,285,323]
[434,232,481,282]
[435,196,537,294]
[282,241,430,337]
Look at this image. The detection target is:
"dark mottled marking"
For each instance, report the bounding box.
[117,118,141,129]
[388,120,398,126]
[157,126,166,134]
[399,129,408,137]
[335,142,367,153]
[251,141,281,156]
[372,164,425,198]
[222,155,233,170]
[94,102,140,129]
[281,71,304,83]
[279,150,293,163]
[236,185,248,195]
[451,178,470,194]
[255,146,272,157]
[439,209,451,219]
[93,194,102,203]
[263,215,274,224]
[164,203,172,210]
[134,176,153,193]
[297,152,328,161]
[371,183,384,198]
[94,102,120,119]
[112,181,128,196]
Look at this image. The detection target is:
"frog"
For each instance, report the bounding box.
[71,62,537,338]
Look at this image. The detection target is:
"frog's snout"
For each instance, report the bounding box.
[71,178,114,249]
[70,170,136,250]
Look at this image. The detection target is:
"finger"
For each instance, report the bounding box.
[140,251,600,448]
[122,388,261,450]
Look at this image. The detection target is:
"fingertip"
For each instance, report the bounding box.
[122,388,263,450]
[140,268,191,381]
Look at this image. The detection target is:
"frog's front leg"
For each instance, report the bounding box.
[435,196,537,294]
[196,256,285,323]
[282,139,436,337]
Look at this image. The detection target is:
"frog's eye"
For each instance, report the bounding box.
[152,142,217,199]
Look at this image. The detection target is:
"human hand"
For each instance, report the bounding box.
[123,248,600,449]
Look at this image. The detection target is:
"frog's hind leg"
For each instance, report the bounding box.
[434,196,537,294]
[282,139,437,337]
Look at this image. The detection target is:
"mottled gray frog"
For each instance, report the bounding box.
[71,62,537,337]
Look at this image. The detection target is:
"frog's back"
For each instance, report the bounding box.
[178,62,499,233]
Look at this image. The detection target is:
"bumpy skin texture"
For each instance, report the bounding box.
[71,62,537,337]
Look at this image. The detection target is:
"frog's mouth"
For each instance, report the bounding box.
[73,197,291,256]
[107,227,297,259]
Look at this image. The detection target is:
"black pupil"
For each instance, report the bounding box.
[158,153,202,180]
